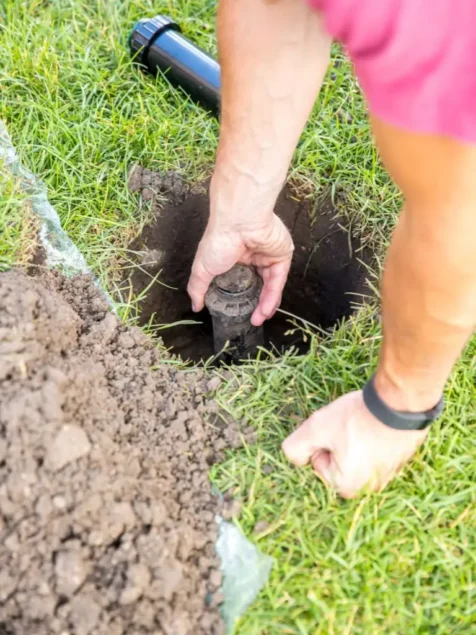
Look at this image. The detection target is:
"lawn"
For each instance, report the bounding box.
[1,1,475,634]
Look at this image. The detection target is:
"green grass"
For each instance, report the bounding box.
[0,0,394,280]
[0,0,221,286]
[0,1,475,634]
[211,315,475,634]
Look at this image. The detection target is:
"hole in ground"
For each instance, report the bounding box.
[126,167,373,363]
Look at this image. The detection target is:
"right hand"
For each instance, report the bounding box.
[187,214,294,327]
[282,390,429,499]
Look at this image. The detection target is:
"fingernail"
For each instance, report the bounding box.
[251,315,263,327]
[192,303,198,313]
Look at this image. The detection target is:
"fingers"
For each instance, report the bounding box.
[284,416,361,499]
[187,259,214,313]
[252,259,291,327]
[282,390,428,499]
[281,408,334,466]
[188,226,246,312]
[311,450,334,487]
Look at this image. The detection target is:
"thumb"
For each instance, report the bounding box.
[187,259,214,313]
[281,411,334,467]
[252,260,291,326]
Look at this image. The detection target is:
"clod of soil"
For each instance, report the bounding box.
[0,269,252,635]
[127,166,372,362]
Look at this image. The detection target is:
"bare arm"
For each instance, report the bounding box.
[373,119,476,411]
[283,121,476,498]
[214,0,331,224]
[188,0,331,320]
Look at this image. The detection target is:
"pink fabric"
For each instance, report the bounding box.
[309,0,476,142]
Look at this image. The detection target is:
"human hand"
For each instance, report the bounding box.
[282,391,429,498]
[188,214,294,327]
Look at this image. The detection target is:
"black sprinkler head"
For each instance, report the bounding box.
[205,265,264,363]
[129,15,221,115]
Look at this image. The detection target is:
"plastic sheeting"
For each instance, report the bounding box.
[0,121,89,275]
[216,517,273,631]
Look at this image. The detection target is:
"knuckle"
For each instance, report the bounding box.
[338,487,359,500]
[308,415,326,441]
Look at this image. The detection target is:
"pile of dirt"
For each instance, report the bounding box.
[0,269,252,635]
[126,166,372,362]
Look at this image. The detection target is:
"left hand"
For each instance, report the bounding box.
[282,391,429,498]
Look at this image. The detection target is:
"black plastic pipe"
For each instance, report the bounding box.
[129,15,221,115]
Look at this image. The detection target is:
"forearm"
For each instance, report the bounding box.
[376,203,476,411]
[212,0,330,226]
[369,118,476,411]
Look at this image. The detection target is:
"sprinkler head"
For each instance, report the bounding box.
[129,16,181,66]
[205,265,264,362]
[215,265,257,298]
[129,15,221,115]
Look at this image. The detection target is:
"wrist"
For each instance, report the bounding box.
[373,367,444,413]
[210,162,282,228]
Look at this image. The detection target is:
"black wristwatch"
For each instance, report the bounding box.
[363,374,444,431]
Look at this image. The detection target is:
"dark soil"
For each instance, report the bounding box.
[127,166,372,362]
[0,269,252,635]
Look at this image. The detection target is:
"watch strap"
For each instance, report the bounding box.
[363,374,444,431]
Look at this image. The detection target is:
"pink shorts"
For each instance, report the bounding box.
[308,0,476,143]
